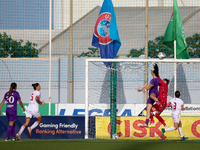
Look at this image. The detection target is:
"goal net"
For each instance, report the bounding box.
[85,58,200,139]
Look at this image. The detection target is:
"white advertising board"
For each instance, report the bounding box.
[58,104,200,116]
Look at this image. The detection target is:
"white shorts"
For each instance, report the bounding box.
[172,114,181,123]
[26,110,41,118]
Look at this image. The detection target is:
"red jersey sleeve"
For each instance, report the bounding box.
[158,75,165,86]
[158,76,168,102]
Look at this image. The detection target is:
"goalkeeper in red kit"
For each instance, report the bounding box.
[148,75,170,128]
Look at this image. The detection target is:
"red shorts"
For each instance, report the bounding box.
[153,100,167,112]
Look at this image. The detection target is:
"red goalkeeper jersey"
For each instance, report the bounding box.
[158,76,168,103]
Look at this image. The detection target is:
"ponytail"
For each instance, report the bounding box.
[153,63,159,77]
[8,82,17,98]
[32,83,39,90]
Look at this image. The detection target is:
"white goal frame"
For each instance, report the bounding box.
[85,58,200,139]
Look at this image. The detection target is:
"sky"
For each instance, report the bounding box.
[0,0,51,29]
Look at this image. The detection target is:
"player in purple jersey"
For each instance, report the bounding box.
[0,83,25,141]
[137,64,160,127]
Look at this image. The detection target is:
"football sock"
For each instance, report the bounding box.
[178,127,183,137]
[18,126,25,135]
[155,113,166,126]
[150,113,153,119]
[145,119,149,125]
[31,122,39,130]
[150,113,154,124]
[165,126,175,131]
[6,125,13,138]
[12,125,16,138]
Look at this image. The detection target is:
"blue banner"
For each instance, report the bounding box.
[92,0,121,67]
[0,116,85,139]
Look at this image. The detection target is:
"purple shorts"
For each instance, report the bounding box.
[6,110,17,122]
[147,98,154,105]
[147,91,158,105]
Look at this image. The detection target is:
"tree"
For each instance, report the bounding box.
[77,47,101,58]
[0,32,41,58]
[186,33,200,58]
[126,48,143,58]
[127,33,200,58]
[127,36,173,58]
[77,47,119,58]
[78,33,200,58]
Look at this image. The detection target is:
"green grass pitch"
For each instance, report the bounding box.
[1,139,200,150]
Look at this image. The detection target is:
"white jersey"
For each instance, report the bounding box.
[169,97,184,115]
[27,90,41,112]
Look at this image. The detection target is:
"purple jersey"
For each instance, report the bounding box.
[4,90,21,112]
[146,78,159,105]
[149,78,159,96]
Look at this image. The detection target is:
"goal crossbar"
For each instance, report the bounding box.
[86,58,200,63]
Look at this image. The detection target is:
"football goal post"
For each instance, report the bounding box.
[85,58,200,139]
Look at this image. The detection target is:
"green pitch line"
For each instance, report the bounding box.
[1,139,200,150]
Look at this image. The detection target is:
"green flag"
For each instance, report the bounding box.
[163,0,189,59]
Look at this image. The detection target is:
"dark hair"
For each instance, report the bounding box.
[32,83,39,90]
[163,78,170,85]
[153,63,159,77]
[8,82,17,98]
[175,91,180,98]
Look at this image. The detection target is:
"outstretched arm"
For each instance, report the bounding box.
[138,83,153,93]
[158,75,166,86]
[137,84,148,92]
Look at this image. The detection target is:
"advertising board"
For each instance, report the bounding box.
[58,104,200,116]
[96,116,200,139]
[0,116,84,139]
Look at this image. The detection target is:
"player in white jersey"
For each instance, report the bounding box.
[16,83,45,140]
[161,91,188,140]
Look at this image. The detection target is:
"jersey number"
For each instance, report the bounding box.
[8,96,14,103]
[31,93,34,101]
[173,102,177,110]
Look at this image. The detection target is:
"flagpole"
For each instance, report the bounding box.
[48,0,52,115]
[174,40,177,92]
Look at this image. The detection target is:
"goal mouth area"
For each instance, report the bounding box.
[85,58,200,139]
